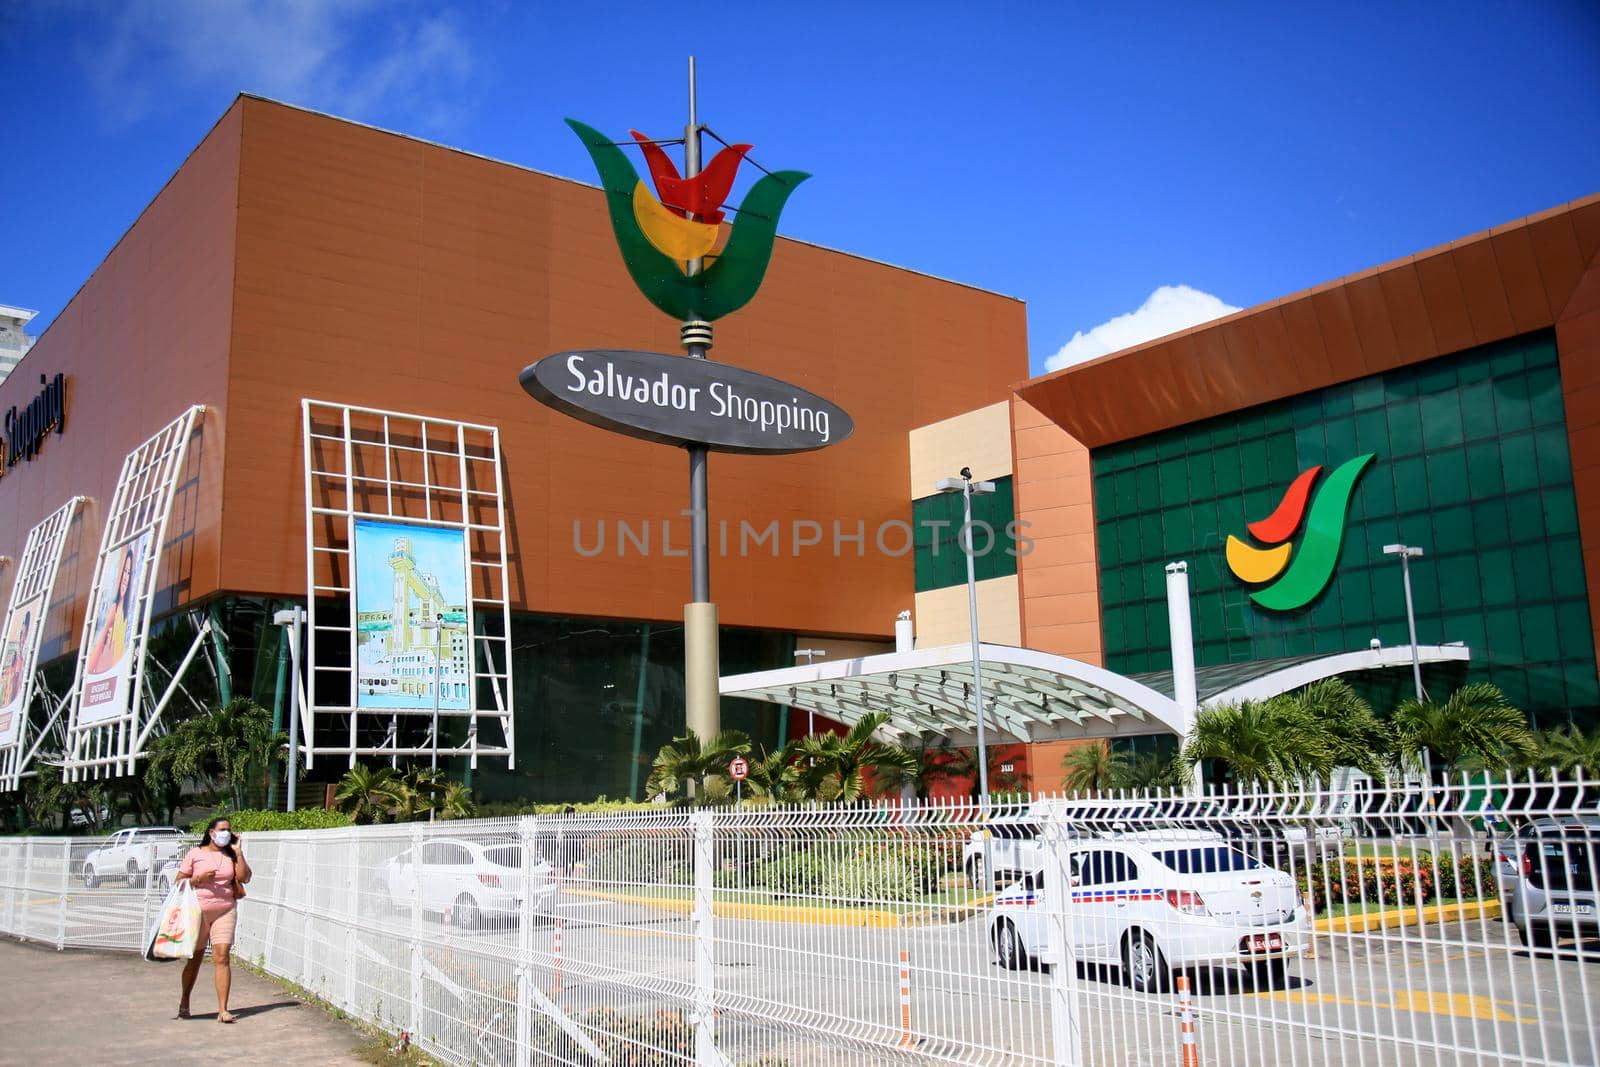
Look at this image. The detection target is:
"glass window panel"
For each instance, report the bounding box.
[1502,433,1540,494]
[1438,555,1481,612]
[1156,434,1186,460]
[1465,440,1506,500]
[1322,387,1354,417]
[1264,407,1294,432]
[1564,663,1600,710]
[1549,537,1586,595]
[1558,601,1595,663]
[1136,465,1160,510]
[1351,375,1384,411]
[1214,455,1242,495]
[1294,422,1325,466]
[1430,504,1475,554]
[1391,455,1428,513]
[1425,448,1469,508]
[1507,490,1546,544]
[1535,425,1572,484]
[1459,380,1498,441]
[1419,390,1465,450]
[1525,336,1559,367]
[1485,608,1525,663]
[1489,342,1526,378]
[1528,367,1564,427]
[1355,409,1389,457]
[1239,439,1269,488]
[1479,548,1516,606]
[1473,499,1510,545]
[1322,417,1357,459]
[1388,400,1423,456]
[1513,546,1554,602]
[1495,375,1533,434]
[1188,452,1215,498]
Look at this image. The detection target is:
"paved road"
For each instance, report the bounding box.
[387,885,1599,1066]
[0,938,368,1066]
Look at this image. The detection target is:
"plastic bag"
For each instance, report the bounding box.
[144,882,201,961]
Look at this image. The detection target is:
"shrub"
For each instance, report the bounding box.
[189,808,355,834]
[583,836,694,886]
[747,838,941,903]
[1298,854,1496,914]
[475,795,663,818]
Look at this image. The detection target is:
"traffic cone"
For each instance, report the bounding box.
[1302,891,1317,960]
[897,948,915,1048]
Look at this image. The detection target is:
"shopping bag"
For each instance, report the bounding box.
[144,882,201,961]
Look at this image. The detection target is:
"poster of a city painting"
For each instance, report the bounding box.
[352,519,472,711]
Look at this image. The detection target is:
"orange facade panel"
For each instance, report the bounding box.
[213,99,1026,639]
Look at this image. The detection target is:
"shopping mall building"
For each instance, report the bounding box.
[2,95,1597,799]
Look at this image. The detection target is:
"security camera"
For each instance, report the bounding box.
[1369,638,1381,650]
[960,466,972,480]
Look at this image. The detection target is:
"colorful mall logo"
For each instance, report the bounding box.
[566,119,808,323]
[1224,453,1374,611]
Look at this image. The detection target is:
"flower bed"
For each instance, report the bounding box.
[1298,855,1497,915]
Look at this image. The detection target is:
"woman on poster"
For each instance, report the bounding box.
[86,545,139,675]
[0,610,31,706]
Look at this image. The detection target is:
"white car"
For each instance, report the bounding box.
[963,803,1222,889]
[81,827,188,888]
[989,841,1304,992]
[381,837,556,929]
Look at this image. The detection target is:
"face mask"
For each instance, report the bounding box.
[211,830,232,847]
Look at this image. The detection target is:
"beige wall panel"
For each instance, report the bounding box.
[908,400,1014,499]
[913,575,1021,647]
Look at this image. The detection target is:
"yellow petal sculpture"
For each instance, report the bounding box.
[1225,535,1292,584]
[632,182,722,261]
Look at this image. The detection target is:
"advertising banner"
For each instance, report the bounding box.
[0,605,37,746]
[353,519,472,712]
[77,531,153,726]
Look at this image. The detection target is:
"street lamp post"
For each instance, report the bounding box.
[793,648,828,738]
[272,607,307,812]
[1383,543,1429,782]
[937,468,996,889]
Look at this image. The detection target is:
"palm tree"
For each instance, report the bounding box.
[1116,751,1188,791]
[791,712,917,803]
[396,766,448,820]
[1182,699,1335,789]
[645,730,752,802]
[1281,679,1392,780]
[1392,683,1535,784]
[1061,742,1126,794]
[742,745,806,803]
[334,764,406,824]
[145,698,284,810]
[436,782,476,820]
[1523,723,1600,778]
[868,735,961,802]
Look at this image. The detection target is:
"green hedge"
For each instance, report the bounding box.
[475,796,663,818]
[188,808,355,834]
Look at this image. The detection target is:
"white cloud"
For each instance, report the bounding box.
[79,0,479,133]
[1045,285,1242,372]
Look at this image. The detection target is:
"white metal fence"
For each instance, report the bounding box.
[1,776,1597,1066]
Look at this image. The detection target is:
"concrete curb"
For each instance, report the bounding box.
[567,887,994,928]
[1314,898,1501,934]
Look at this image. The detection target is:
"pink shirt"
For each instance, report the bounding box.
[178,847,237,913]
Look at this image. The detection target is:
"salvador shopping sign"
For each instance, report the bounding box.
[520,118,853,456]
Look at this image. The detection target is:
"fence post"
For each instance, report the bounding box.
[139,842,157,950]
[344,834,360,1012]
[514,815,536,1067]
[409,823,423,1043]
[20,837,33,937]
[56,837,70,949]
[692,810,717,1066]
[1041,808,1083,1066]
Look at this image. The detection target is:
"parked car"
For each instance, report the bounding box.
[1494,816,1600,909]
[152,857,182,895]
[81,827,188,888]
[962,801,1224,888]
[989,841,1304,992]
[380,837,556,929]
[1201,816,1345,870]
[1507,824,1598,949]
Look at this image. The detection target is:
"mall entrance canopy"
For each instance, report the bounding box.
[719,642,1471,745]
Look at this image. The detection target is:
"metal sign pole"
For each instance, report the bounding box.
[682,55,720,749]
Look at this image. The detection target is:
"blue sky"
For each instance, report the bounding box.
[2,1,1597,375]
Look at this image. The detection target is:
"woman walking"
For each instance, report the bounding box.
[177,817,252,1022]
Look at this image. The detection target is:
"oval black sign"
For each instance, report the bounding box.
[520,349,854,455]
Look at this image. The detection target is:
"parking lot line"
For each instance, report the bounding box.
[1253,988,1539,1025]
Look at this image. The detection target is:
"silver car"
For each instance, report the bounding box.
[1507,824,1598,949]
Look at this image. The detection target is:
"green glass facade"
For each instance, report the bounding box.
[913,475,1020,592]
[1093,330,1599,727]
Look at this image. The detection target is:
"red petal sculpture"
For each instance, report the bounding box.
[629,130,751,224]
[1247,465,1322,543]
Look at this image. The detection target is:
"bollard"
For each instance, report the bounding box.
[1176,974,1199,1067]
[897,948,914,1048]
[553,917,564,994]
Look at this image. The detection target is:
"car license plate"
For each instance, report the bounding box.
[1551,904,1594,916]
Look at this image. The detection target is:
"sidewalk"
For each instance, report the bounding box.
[0,939,369,1066]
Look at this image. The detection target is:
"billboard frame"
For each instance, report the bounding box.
[301,400,514,769]
[63,405,208,781]
[0,496,85,791]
